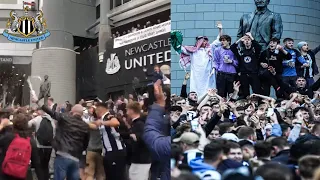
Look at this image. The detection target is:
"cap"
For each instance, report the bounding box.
[221,133,239,142]
[297,41,307,50]
[172,132,200,144]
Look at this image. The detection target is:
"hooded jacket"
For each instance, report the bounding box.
[143,104,170,180]
[190,157,221,180]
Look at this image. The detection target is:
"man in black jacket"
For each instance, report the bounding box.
[259,38,292,97]
[280,76,320,99]
[32,97,90,180]
[231,32,262,98]
[127,101,152,180]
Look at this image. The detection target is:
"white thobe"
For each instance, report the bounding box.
[181,37,221,98]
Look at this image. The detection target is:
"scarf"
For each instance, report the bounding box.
[180,38,212,70]
[303,53,313,77]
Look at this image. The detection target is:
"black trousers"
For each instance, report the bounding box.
[216,72,236,98]
[38,148,52,180]
[261,74,284,98]
[103,150,127,180]
[239,73,261,98]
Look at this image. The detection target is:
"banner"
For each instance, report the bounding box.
[113,20,171,48]
[0,56,13,64]
[99,33,170,89]
[3,30,51,43]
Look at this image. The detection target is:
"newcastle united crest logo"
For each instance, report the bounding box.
[106,53,121,75]
[3,6,50,43]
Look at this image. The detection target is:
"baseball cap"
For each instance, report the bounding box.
[173,132,200,144]
[221,133,239,142]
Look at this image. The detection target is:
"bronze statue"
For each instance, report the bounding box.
[38,75,51,106]
[237,0,283,50]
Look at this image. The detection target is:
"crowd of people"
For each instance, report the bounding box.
[171,23,320,179]
[0,74,171,180]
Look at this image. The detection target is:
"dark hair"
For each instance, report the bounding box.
[225,141,240,150]
[65,103,72,112]
[303,140,320,155]
[254,141,272,159]
[254,163,292,180]
[171,143,183,165]
[239,140,254,148]
[12,113,31,138]
[203,142,223,162]
[293,106,308,117]
[237,127,255,139]
[298,155,320,179]
[171,106,183,112]
[271,137,289,150]
[219,35,232,43]
[218,123,234,135]
[270,37,280,44]
[283,38,294,43]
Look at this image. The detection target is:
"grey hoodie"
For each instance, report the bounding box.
[28,114,56,148]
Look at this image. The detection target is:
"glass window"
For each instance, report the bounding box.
[110,0,113,10]
[115,0,122,7]
[96,5,100,19]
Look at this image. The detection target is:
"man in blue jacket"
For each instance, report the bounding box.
[143,80,170,180]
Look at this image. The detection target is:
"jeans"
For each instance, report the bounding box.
[54,155,80,180]
[216,72,236,98]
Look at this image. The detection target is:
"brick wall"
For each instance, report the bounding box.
[171,0,320,95]
[31,48,76,104]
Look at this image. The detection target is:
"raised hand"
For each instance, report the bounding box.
[245,32,254,40]
[227,101,237,111]
[277,45,284,51]
[0,118,10,127]
[207,89,217,97]
[249,114,260,128]
[218,103,228,116]
[216,21,223,29]
[268,66,276,75]
[233,81,241,92]
[185,72,190,80]
[154,80,165,107]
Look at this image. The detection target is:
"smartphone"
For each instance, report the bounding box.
[266,108,274,117]
[190,119,199,131]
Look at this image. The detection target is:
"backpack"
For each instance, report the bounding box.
[2,134,32,179]
[36,117,54,146]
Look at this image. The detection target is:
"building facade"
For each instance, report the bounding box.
[171,0,320,95]
[0,0,170,105]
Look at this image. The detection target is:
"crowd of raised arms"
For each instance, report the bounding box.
[170,24,320,180]
[0,78,171,180]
